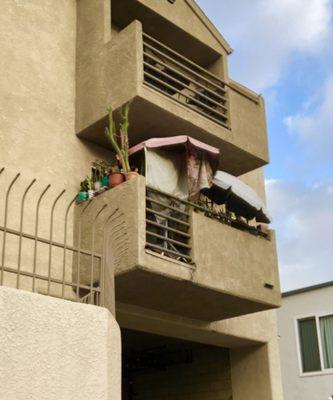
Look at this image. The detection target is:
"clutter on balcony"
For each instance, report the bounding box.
[129,135,220,199]
[202,171,271,224]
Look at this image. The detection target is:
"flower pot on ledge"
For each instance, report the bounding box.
[109,172,125,187]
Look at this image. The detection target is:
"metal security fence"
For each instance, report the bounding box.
[0,168,117,306]
[143,32,230,129]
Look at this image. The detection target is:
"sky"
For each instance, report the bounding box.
[196,0,333,291]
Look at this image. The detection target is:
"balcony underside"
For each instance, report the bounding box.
[115,267,277,321]
[77,95,266,176]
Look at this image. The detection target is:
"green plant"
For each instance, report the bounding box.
[92,160,112,179]
[105,104,131,174]
[80,178,89,192]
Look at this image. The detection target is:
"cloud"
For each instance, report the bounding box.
[266,178,333,291]
[197,0,333,91]
[284,75,333,159]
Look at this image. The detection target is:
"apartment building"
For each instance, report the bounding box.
[0,1,283,399]
[278,282,333,400]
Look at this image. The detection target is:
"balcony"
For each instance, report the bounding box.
[79,176,280,322]
[77,21,269,176]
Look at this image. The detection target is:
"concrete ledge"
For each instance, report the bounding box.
[0,287,121,400]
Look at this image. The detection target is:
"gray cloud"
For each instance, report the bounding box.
[197,0,333,91]
[284,75,333,160]
[266,179,333,291]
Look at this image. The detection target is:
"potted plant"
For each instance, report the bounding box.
[86,176,94,200]
[77,179,89,202]
[92,160,110,189]
[108,164,125,187]
[105,103,138,181]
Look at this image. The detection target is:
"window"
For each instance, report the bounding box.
[297,314,333,374]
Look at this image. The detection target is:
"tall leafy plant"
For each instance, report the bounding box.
[105,103,131,174]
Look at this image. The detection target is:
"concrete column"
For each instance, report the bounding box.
[231,340,284,400]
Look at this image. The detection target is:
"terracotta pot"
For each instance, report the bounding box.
[109,172,125,187]
[125,171,139,181]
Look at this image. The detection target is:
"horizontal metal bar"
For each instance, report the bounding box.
[146,196,190,217]
[146,207,190,227]
[143,42,227,98]
[146,230,191,249]
[1,265,101,293]
[0,225,102,259]
[144,71,228,119]
[145,243,192,261]
[146,219,191,238]
[143,33,226,89]
[144,81,229,129]
[143,51,227,102]
[143,60,228,110]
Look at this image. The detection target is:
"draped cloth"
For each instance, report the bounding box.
[320,315,333,369]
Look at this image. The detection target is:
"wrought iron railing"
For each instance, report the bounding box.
[143,32,230,128]
[145,187,269,263]
[0,168,117,306]
[146,187,193,264]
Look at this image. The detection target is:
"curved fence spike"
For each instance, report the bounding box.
[61,196,77,299]
[47,189,66,295]
[1,173,20,285]
[17,178,37,289]
[76,200,93,301]
[32,184,51,292]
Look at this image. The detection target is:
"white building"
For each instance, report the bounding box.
[278,281,333,400]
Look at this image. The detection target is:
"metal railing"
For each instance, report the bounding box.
[0,168,117,306]
[143,32,230,129]
[146,187,193,264]
[145,187,269,263]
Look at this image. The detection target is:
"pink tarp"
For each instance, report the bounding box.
[129,135,220,198]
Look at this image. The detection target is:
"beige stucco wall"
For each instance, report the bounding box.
[0,286,121,400]
[278,286,333,400]
[0,0,113,298]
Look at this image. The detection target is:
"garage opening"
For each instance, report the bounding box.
[122,329,232,400]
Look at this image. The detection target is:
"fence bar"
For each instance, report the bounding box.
[143,32,225,86]
[143,54,228,105]
[143,33,227,91]
[146,219,191,239]
[32,184,51,292]
[90,204,108,304]
[146,230,191,249]
[145,243,192,261]
[61,196,76,299]
[47,190,65,295]
[76,200,93,301]
[1,173,20,285]
[17,178,36,289]
[143,59,228,108]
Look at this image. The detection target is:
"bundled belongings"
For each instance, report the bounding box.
[202,170,271,223]
[129,135,220,200]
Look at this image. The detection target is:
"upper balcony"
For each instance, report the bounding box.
[77,21,269,176]
[77,176,280,322]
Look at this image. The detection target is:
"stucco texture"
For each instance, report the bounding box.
[0,287,121,400]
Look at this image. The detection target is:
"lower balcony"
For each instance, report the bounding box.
[77,176,280,321]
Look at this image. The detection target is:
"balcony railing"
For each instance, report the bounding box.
[146,187,193,264]
[143,32,230,128]
[145,186,270,265]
